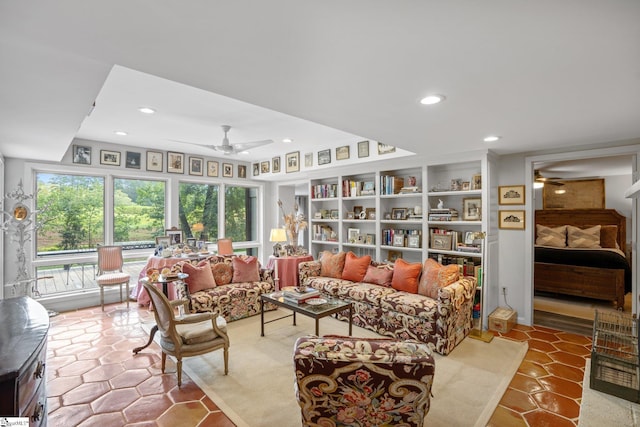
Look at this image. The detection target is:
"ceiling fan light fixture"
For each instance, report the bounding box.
[138,107,156,114]
[483,135,501,142]
[533,181,544,189]
[420,94,445,105]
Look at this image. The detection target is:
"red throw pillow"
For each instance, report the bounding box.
[341,252,371,282]
[362,264,394,287]
[418,259,460,298]
[182,260,217,293]
[210,262,233,285]
[391,258,422,294]
[320,251,346,279]
[232,256,260,283]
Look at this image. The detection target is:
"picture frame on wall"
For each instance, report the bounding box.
[167,151,184,174]
[499,210,526,230]
[207,160,219,177]
[222,163,233,177]
[499,185,525,205]
[147,151,163,172]
[238,164,247,178]
[358,140,369,158]
[336,145,350,160]
[189,157,203,175]
[272,156,281,173]
[165,228,183,245]
[261,161,270,174]
[377,142,396,155]
[318,149,331,165]
[73,145,91,165]
[126,151,141,169]
[253,163,260,176]
[100,150,120,166]
[286,151,300,173]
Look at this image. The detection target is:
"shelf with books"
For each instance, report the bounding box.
[342,173,376,198]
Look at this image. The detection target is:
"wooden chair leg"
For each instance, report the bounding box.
[224,347,229,375]
[100,286,105,311]
[161,352,167,373]
[177,358,183,387]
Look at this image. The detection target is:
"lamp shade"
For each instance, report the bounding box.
[269,228,287,243]
[192,223,204,232]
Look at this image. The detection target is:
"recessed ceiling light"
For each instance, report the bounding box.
[282,138,293,143]
[483,135,501,142]
[138,107,156,114]
[114,131,128,136]
[238,150,249,155]
[420,94,445,105]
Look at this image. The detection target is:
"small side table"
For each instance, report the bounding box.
[133,273,188,354]
[266,255,314,290]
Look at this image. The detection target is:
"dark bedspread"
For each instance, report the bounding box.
[535,246,631,293]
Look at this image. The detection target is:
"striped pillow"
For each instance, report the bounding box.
[567,225,601,248]
[536,225,567,247]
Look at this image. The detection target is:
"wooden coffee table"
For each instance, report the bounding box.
[260,292,352,336]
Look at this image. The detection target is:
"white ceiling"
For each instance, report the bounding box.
[1,2,639,172]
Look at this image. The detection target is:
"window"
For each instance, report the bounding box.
[113,178,166,247]
[178,182,219,241]
[225,185,258,244]
[36,173,105,255]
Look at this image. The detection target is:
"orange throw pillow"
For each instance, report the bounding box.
[320,251,346,279]
[210,262,233,285]
[391,258,422,294]
[341,251,372,282]
[182,260,217,293]
[418,258,460,298]
[232,256,260,283]
[362,264,394,287]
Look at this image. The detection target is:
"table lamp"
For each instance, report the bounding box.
[269,228,287,257]
[192,223,205,241]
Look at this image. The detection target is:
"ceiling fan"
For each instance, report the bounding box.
[534,170,564,186]
[174,125,274,155]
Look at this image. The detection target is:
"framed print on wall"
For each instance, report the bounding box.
[499,210,526,230]
[126,151,141,169]
[222,163,233,177]
[253,163,260,176]
[207,160,219,177]
[238,164,247,178]
[272,156,281,173]
[73,145,91,165]
[336,145,350,160]
[499,185,525,205]
[147,151,163,172]
[286,151,300,173]
[358,140,369,158]
[261,161,270,174]
[377,142,396,155]
[318,149,331,165]
[167,151,184,174]
[100,150,120,166]
[189,157,203,175]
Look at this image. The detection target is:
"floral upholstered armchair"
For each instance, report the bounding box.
[293,335,435,427]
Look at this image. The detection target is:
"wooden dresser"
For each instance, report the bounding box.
[0,297,49,426]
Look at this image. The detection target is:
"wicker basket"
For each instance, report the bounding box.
[590,310,640,402]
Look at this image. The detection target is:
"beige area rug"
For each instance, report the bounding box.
[157,309,529,427]
[578,359,640,426]
[534,293,632,321]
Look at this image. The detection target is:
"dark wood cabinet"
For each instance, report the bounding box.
[0,297,49,426]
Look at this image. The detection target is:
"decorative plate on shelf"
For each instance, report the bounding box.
[306,298,327,305]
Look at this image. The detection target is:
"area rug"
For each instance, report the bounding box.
[162,309,528,427]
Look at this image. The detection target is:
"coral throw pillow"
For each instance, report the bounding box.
[211,262,233,285]
[342,252,371,282]
[362,264,394,287]
[599,225,619,249]
[391,258,422,294]
[182,260,217,293]
[320,251,346,279]
[535,224,567,247]
[567,225,601,248]
[418,259,460,299]
[232,256,260,283]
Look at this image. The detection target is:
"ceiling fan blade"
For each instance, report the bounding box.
[168,139,218,150]
[233,139,274,150]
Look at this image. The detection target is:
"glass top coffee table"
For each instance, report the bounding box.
[260,292,352,336]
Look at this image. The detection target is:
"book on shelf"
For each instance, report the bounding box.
[428,208,458,221]
[380,175,405,195]
[399,186,421,194]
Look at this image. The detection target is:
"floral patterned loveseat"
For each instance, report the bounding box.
[298,251,477,355]
[173,254,276,322]
[294,335,435,427]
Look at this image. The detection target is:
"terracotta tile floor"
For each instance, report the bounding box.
[47,303,592,426]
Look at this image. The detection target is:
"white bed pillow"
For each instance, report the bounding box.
[536,224,567,247]
[567,225,601,248]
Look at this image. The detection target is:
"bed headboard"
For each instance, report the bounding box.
[535,209,627,254]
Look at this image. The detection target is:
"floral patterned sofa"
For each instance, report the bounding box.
[294,335,435,426]
[171,254,276,322]
[298,251,477,355]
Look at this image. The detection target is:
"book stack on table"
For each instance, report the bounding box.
[282,286,321,304]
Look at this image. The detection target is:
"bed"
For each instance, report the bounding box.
[534,209,631,309]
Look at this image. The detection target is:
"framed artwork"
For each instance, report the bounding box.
[393,234,405,247]
[462,181,471,191]
[126,151,141,169]
[147,151,163,172]
[207,160,219,177]
[347,228,360,243]
[73,145,91,165]
[272,156,281,173]
[365,234,375,245]
[253,163,260,176]
[155,236,171,247]
[336,145,350,161]
[471,174,482,190]
[346,212,355,219]
[499,185,525,205]
[543,178,604,209]
[330,209,339,219]
[462,198,482,221]
[353,206,363,217]
[305,152,313,167]
[238,164,247,178]
[100,150,120,166]
[318,149,331,165]
[387,250,402,262]
[365,207,376,220]
[166,228,183,245]
[378,142,396,155]
[186,237,197,248]
[407,234,421,248]
[189,157,203,175]
[167,151,184,174]
[430,234,453,250]
[391,207,407,220]
[358,140,369,158]
[499,210,526,230]
[261,161,270,173]
[222,163,233,177]
[286,151,300,173]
